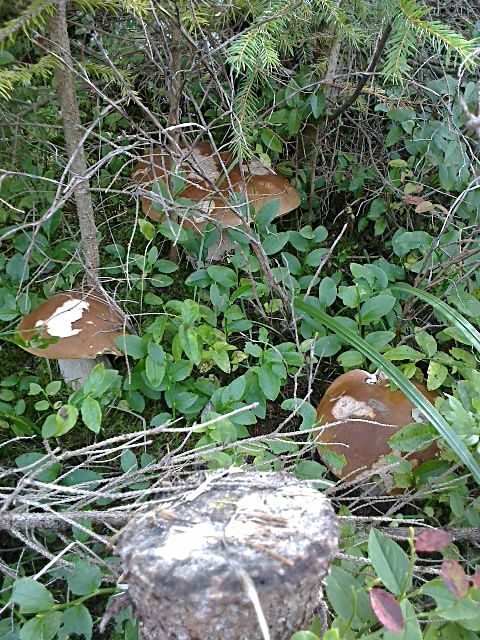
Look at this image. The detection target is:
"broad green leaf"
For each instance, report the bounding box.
[389,422,438,453]
[427,361,448,391]
[67,560,102,596]
[392,230,432,257]
[179,326,202,365]
[55,404,79,436]
[211,345,231,373]
[114,334,148,358]
[255,199,280,229]
[206,265,237,288]
[415,331,437,357]
[145,355,166,387]
[11,578,54,613]
[81,397,102,433]
[318,277,337,307]
[294,298,480,484]
[368,529,411,595]
[139,218,155,240]
[360,295,396,324]
[20,612,62,640]
[59,604,92,640]
[258,364,280,400]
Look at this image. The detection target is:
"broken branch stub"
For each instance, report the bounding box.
[116,470,338,640]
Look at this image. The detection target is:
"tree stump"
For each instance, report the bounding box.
[116,470,338,640]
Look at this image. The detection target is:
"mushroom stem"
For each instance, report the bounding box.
[58,356,111,389]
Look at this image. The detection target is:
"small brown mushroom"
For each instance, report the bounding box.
[17,291,129,388]
[314,369,439,484]
[132,142,300,260]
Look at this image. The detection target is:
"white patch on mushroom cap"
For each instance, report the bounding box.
[331,395,376,420]
[34,299,90,338]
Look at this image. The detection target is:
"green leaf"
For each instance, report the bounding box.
[28,383,42,396]
[318,277,337,307]
[211,345,231,373]
[389,422,438,453]
[114,334,148,358]
[145,355,166,388]
[295,460,327,480]
[45,381,61,396]
[295,297,480,484]
[20,612,62,640]
[260,127,283,152]
[81,397,102,433]
[67,560,102,596]
[291,632,320,640]
[415,331,437,357]
[0,51,15,66]
[179,326,202,365]
[383,345,423,361]
[11,578,54,613]
[360,295,396,324]
[55,404,79,436]
[392,231,432,257]
[258,364,280,400]
[59,605,92,640]
[206,265,237,288]
[121,449,137,472]
[255,199,280,229]
[262,232,289,255]
[427,361,448,391]
[139,218,155,241]
[369,529,411,595]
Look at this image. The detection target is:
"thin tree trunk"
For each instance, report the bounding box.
[167,18,183,263]
[49,0,100,281]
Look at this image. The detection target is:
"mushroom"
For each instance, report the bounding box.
[314,369,439,485]
[16,291,130,388]
[132,141,300,260]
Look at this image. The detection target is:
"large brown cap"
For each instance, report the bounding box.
[132,142,300,229]
[17,292,129,359]
[314,369,439,481]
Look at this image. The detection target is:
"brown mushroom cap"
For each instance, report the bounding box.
[314,369,439,480]
[132,142,300,230]
[17,292,129,360]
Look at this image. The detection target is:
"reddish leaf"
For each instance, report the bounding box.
[370,588,404,634]
[472,566,480,589]
[440,559,469,599]
[403,194,425,206]
[415,529,454,553]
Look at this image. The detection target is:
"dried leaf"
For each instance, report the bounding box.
[440,559,469,599]
[403,195,425,206]
[370,588,404,633]
[415,200,434,213]
[415,529,454,553]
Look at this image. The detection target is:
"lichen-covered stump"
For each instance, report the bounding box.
[116,470,338,640]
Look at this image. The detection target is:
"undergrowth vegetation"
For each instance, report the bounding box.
[0,0,479,638]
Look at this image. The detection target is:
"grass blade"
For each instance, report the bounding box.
[295,297,480,485]
[391,283,480,354]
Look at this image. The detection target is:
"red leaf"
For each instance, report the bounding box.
[440,559,469,599]
[472,566,480,589]
[370,588,404,634]
[415,529,454,553]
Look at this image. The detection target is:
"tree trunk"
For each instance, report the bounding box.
[49,0,100,282]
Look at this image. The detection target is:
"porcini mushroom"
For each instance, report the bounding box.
[314,369,439,484]
[16,291,130,388]
[132,141,300,260]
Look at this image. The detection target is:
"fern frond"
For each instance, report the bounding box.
[0,53,59,99]
[0,0,54,44]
